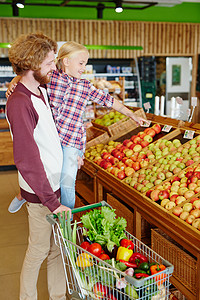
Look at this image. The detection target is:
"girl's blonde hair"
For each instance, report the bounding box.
[56,41,88,71]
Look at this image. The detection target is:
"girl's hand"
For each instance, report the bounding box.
[77,155,84,169]
[131,115,150,127]
[6,82,17,98]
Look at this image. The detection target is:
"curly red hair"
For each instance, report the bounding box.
[9,32,57,75]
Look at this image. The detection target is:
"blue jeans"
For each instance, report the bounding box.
[60,145,83,209]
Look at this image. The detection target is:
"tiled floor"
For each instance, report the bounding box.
[0,169,70,300]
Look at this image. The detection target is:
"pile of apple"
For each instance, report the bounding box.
[147,163,200,210]
[85,123,162,179]
[124,137,200,193]
[94,111,126,126]
[172,197,200,230]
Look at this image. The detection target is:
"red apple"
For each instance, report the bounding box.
[179,211,190,220]
[159,189,170,200]
[190,208,200,218]
[186,159,194,167]
[145,128,156,137]
[192,218,200,229]
[109,156,119,165]
[150,189,160,201]
[184,190,195,199]
[175,196,186,205]
[117,170,126,180]
[172,206,183,217]
[152,123,161,134]
[165,201,176,210]
[132,161,140,171]
[170,194,179,202]
[133,144,142,153]
[186,215,196,224]
[123,139,131,146]
[192,199,200,209]
[133,136,142,144]
[93,283,108,299]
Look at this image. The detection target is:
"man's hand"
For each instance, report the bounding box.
[53,205,71,218]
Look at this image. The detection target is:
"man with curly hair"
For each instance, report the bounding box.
[6,32,71,299]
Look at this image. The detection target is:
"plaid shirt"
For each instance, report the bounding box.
[47,70,114,151]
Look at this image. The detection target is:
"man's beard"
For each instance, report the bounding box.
[33,70,50,85]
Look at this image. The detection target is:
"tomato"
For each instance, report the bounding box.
[88,243,102,257]
[80,241,90,250]
[99,253,110,260]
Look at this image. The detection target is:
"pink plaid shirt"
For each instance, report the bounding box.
[47,70,114,151]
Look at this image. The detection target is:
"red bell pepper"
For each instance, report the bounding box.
[119,259,137,268]
[129,252,148,266]
[120,239,134,250]
[134,273,149,279]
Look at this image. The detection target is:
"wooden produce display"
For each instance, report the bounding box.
[86,125,109,149]
[80,116,200,300]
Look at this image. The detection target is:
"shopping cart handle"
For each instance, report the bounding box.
[46,201,111,224]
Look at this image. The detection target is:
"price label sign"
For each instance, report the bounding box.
[191,97,197,107]
[141,120,151,127]
[184,130,195,139]
[162,125,172,132]
[143,102,151,110]
[176,97,183,105]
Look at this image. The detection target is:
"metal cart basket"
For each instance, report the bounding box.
[47,201,174,300]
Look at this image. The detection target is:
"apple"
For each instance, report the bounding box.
[133,144,142,153]
[152,123,161,134]
[186,214,196,224]
[191,218,200,229]
[172,206,183,217]
[143,134,153,143]
[186,159,194,167]
[179,211,190,220]
[117,170,126,180]
[109,156,119,165]
[145,128,156,137]
[159,189,170,200]
[160,199,170,207]
[192,199,200,209]
[178,187,188,196]
[129,179,137,187]
[154,179,163,186]
[157,172,166,180]
[93,283,108,298]
[125,167,134,177]
[125,149,134,158]
[141,140,149,148]
[184,190,195,199]
[182,202,193,212]
[112,167,120,177]
[188,183,197,191]
[175,196,186,205]
[150,189,160,201]
[133,136,142,144]
[194,186,200,193]
[190,208,200,218]
[132,162,140,171]
[162,182,172,190]
[146,182,154,189]
[170,194,179,202]
[165,201,176,210]
[136,183,144,191]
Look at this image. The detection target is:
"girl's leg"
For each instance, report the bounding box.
[60,146,83,209]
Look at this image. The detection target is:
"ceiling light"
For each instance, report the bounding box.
[115,0,123,13]
[16,0,24,8]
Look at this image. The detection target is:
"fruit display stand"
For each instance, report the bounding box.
[86,126,109,149]
[79,121,200,300]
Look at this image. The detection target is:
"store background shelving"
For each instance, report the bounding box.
[0,58,15,119]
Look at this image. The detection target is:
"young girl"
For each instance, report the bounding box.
[8,41,147,213]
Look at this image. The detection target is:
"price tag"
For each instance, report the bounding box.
[143,102,151,110]
[191,97,197,107]
[141,120,151,127]
[184,130,195,139]
[162,125,172,132]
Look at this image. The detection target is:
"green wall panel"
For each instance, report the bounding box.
[0,2,200,23]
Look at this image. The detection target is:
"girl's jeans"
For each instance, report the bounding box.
[60,145,83,209]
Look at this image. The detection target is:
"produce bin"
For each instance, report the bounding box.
[47,202,174,300]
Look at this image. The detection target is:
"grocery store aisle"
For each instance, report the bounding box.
[0,169,69,300]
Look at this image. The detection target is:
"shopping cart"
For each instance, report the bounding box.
[46,201,174,300]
